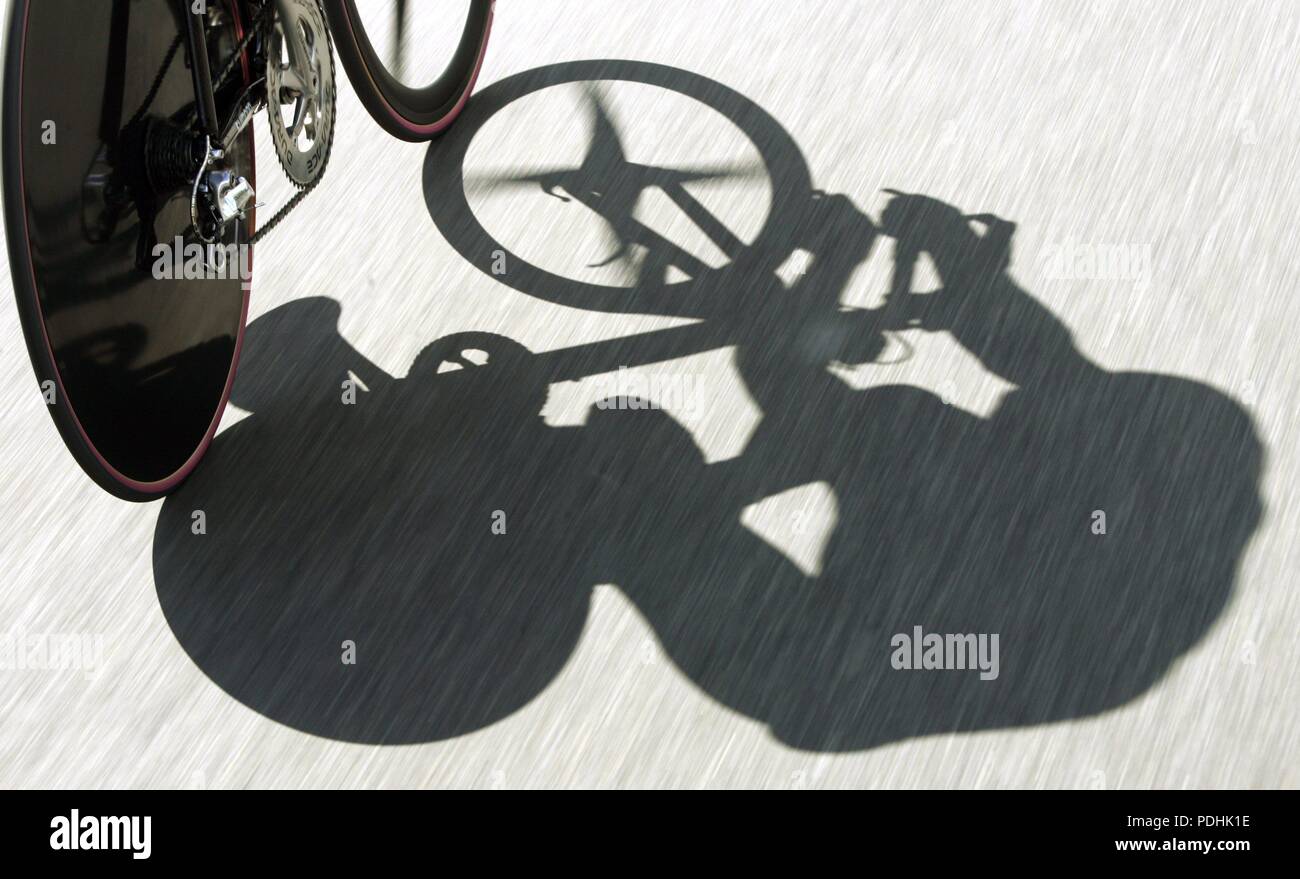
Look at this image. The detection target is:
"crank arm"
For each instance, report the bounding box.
[219,77,267,147]
[274,0,317,93]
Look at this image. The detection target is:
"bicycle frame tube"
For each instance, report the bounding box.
[100,0,131,143]
[183,0,221,139]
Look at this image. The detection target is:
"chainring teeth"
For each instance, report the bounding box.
[267,0,336,189]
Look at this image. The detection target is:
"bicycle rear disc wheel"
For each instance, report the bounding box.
[323,0,493,142]
[3,0,256,501]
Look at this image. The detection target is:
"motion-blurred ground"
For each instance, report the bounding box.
[1,0,1297,787]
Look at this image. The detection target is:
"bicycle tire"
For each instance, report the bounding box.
[322,0,493,142]
[3,0,256,500]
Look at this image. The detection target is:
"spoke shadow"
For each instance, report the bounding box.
[153,61,1264,750]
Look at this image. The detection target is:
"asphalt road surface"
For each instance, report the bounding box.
[1,0,1297,788]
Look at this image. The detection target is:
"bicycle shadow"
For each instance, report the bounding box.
[153,61,1264,750]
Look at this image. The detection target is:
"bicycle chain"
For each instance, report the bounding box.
[190,2,328,246]
[252,0,336,244]
[128,34,184,130]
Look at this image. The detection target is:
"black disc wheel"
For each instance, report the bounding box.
[322,0,493,142]
[3,0,256,500]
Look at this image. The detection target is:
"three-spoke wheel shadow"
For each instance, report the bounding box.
[153,61,1264,749]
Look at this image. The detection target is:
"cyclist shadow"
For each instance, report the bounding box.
[152,62,1265,751]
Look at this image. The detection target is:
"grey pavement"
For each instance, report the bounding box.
[0,0,1297,788]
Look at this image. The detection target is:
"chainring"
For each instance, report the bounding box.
[266,0,336,188]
